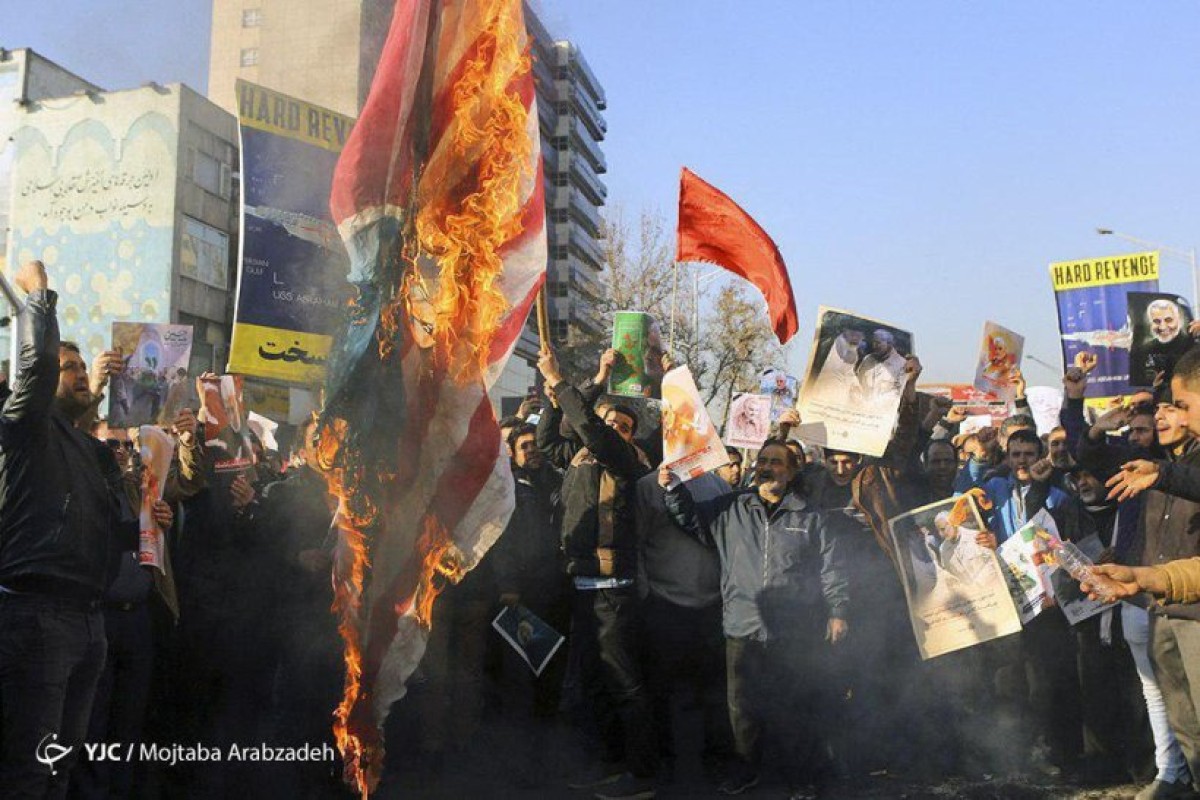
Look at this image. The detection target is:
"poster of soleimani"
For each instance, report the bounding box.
[795,306,914,457]
[888,493,1022,659]
[725,393,772,450]
[1127,292,1194,387]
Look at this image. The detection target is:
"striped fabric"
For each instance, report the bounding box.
[322,0,545,788]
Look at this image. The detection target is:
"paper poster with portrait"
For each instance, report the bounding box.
[136,425,175,571]
[609,311,665,398]
[889,493,1022,659]
[973,322,1024,402]
[796,307,914,457]
[197,375,257,472]
[661,365,728,482]
[725,393,772,450]
[759,368,799,422]
[1128,292,1194,388]
[492,605,565,677]
[109,323,194,428]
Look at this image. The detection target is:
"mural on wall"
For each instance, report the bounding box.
[7,95,177,365]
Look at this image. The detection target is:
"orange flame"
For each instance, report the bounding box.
[412,515,465,629]
[317,1,534,795]
[416,0,534,383]
[948,488,992,528]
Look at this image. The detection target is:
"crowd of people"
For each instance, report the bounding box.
[8,257,1200,800]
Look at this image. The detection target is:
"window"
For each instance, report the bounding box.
[240,48,259,67]
[553,174,569,188]
[552,246,568,259]
[551,209,569,224]
[242,8,262,27]
[553,136,568,151]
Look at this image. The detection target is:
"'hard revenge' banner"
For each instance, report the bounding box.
[229,80,354,384]
[1050,251,1158,402]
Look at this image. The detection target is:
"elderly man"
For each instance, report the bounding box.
[1134,298,1194,387]
[856,329,907,409]
[662,440,847,797]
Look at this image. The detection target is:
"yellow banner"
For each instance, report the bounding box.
[235,80,354,154]
[1048,251,1159,291]
[228,323,331,385]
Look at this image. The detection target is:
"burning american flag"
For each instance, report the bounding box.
[316,0,546,793]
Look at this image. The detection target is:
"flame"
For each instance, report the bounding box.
[317,1,534,795]
[947,488,992,528]
[416,0,533,383]
[412,515,465,629]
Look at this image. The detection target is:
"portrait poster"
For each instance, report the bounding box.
[795,306,913,457]
[973,322,1024,402]
[228,80,353,384]
[725,393,772,450]
[137,425,175,571]
[1050,251,1159,403]
[108,323,193,428]
[609,311,665,398]
[759,368,799,422]
[661,365,727,482]
[888,494,1022,659]
[1044,532,1115,626]
[492,605,565,677]
[1127,292,1193,388]
[197,375,257,472]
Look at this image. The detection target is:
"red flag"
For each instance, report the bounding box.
[676,167,798,344]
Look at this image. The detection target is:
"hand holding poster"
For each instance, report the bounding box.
[109,323,194,427]
[888,493,1022,659]
[197,375,257,472]
[725,393,772,450]
[973,322,1024,402]
[796,306,914,457]
[661,365,727,481]
[137,425,175,570]
[609,311,666,398]
[1128,292,1194,388]
[997,511,1115,625]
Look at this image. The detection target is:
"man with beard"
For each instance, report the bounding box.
[1133,298,1193,387]
[489,423,568,786]
[855,329,907,410]
[0,261,140,798]
[662,440,847,798]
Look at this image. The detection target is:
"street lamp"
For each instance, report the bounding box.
[1096,227,1199,308]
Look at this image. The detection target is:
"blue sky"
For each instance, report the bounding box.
[9,0,1200,385]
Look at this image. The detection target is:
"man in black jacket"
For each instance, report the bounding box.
[0,261,138,799]
[535,347,656,800]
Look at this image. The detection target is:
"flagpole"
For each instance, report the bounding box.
[669,261,679,355]
[535,285,551,354]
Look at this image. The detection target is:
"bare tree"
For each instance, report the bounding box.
[700,282,785,417]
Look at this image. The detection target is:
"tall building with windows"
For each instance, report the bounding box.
[494,8,608,411]
[205,1,607,411]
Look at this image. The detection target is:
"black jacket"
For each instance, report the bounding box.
[0,290,134,597]
[490,462,564,599]
[536,380,649,579]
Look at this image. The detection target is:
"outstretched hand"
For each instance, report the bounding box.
[1106,460,1160,502]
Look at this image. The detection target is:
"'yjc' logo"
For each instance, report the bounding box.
[35,733,73,775]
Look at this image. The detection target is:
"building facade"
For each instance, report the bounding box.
[5,78,240,377]
[206,1,608,413]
